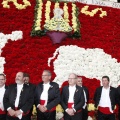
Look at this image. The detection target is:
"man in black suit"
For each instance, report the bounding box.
[94,76,117,120]
[0,74,7,120]
[35,70,60,120]
[61,73,85,120]
[116,84,120,120]
[3,72,34,120]
[24,73,36,120]
[77,77,89,120]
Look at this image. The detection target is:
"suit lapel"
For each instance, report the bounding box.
[74,85,79,100]
[18,84,26,106]
[38,83,43,99]
[49,82,53,90]
[109,86,112,99]
[14,84,17,99]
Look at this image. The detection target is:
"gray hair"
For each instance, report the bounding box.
[43,70,52,76]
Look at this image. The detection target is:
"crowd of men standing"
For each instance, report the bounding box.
[0,70,120,120]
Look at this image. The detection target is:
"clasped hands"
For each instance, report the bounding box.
[66,108,75,116]
[8,109,22,117]
[38,105,47,112]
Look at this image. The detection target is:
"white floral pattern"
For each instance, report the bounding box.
[48,45,120,87]
[0,31,23,73]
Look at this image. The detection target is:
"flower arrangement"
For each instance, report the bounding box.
[31,1,80,38]
[56,104,64,120]
[2,0,31,9]
[1,1,120,119]
[81,5,107,18]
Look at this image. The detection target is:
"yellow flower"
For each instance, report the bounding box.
[56,104,64,112]
[32,105,37,115]
[88,103,95,111]
[89,12,94,17]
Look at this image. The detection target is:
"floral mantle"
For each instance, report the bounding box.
[31,0,81,38]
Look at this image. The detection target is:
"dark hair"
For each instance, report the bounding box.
[0,73,6,79]
[23,73,30,78]
[102,76,110,82]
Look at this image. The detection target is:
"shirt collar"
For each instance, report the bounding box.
[0,85,5,89]
[43,82,50,86]
[17,83,24,87]
[69,85,76,89]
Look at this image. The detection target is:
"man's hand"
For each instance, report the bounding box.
[43,106,47,112]
[15,110,22,117]
[38,105,47,112]
[8,108,15,116]
[66,109,74,116]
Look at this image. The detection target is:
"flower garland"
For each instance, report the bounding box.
[45,1,51,24]
[2,0,31,10]
[81,5,107,18]
[63,3,69,23]
[72,3,78,32]
[72,3,80,38]
[34,0,43,31]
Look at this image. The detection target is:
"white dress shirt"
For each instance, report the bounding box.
[15,84,23,107]
[68,85,76,106]
[99,86,113,113]
[40,82,50,106]
[0,85,5,111]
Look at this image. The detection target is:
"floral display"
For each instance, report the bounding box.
[81,5,107,18]
[31,1,80,38]
[2,0,31,9]
[0,0,120,119]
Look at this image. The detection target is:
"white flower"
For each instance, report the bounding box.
[0,31,23,73]
[48,45,120,87]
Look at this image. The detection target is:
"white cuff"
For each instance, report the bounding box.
[7,107,11,111]
[37,104,40,108]
[73,108,76,112]
[20,109,23,113]
[65,108,68,112]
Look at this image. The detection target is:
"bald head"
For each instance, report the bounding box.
[68,73,77,86]
[15,72,25,85]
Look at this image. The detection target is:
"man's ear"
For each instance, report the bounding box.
[23,77,26,81]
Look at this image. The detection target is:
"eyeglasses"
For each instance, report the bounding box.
[0,79,5,81]
[68,78,76,80]
[42,75,50,77]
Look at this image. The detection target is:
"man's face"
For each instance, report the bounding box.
[0,75,6,87]
[42,71,51,83]
[77,77,82,86]
[68,74,76,86]
[15,72,24,84]
[24,77,30,84]
[102,78,109,87]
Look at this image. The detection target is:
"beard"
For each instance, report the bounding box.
[16,79,23,84]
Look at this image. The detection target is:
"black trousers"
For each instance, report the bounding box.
[37,110,56,120]
[6,114,30,120]
[0,114,6,120]
[118,107,120,120]
[97,111,115,120]
[64,111,82,120]
[82,107,88,120]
